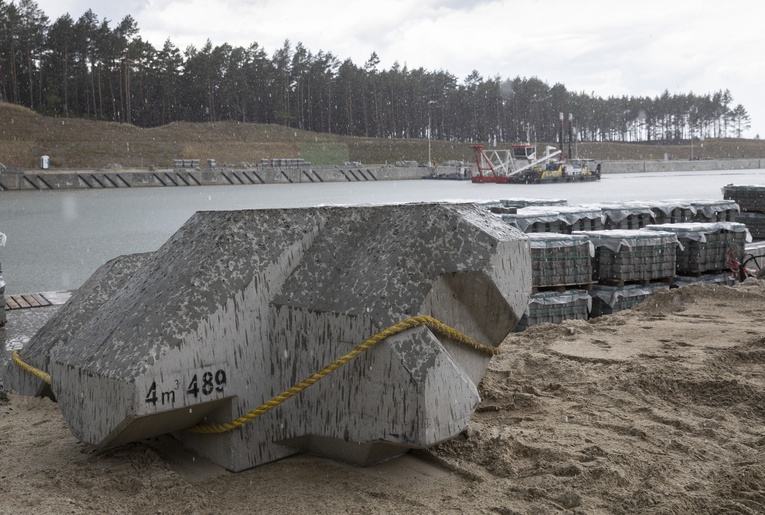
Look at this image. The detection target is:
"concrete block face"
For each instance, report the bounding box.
[3,252,151,397]
[39,203,530,471]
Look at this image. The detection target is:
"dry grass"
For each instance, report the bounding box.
[1,101,763,169]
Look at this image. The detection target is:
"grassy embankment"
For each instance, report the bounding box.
[1,101,764,170]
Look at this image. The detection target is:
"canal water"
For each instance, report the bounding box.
[2,168,765,295]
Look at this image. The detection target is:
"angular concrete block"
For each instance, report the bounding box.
[35,204,529,471]
[3,253,151,398]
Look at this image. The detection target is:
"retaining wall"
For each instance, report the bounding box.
[601,159,764,174]
[0,165,428,191]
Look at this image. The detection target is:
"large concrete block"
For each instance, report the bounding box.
[37,203,530,471]
[3,252,152,397]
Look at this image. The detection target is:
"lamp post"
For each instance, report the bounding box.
[428,100,436,169]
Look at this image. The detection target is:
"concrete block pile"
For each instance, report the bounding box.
[722,184,765,213]
[723,184,765,239]
[734,212,765,240]
[649,200,696,225]
[478,198,567,215]
[577,230,679,284]
[673,271,737,288]
[527,233,593,289]
[489,198,748,326]
[690,199,740,223]
[515,289,591,331]
[645,222,750,274]
[501,206,604,233]
[6,203,531,472]
[595,202,656,230]
[590,283,670,317]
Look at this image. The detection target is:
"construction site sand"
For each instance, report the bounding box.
[1,280,764,514]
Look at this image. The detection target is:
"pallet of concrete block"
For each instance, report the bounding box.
[734,211,765,239]
[501,206,604,234]
[478,198,567,215]
[722,184,765,213]
[575,229,679,284]
[583,202,656,230]
[527,233,594,290]
[648,200,696,225]
[515,289,591,331]
[589,282,670,318]
[690,199,739,223]
[644,222,751,274]
[673,271,737,288]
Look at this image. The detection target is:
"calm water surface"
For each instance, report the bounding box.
[2,168,765,295]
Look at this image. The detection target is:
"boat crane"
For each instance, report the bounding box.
[470,144,599,184]
[471,144,562,183]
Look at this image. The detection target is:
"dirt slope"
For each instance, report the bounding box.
[2,101,764,169]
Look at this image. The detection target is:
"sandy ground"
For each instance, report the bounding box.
[1,280,764,514]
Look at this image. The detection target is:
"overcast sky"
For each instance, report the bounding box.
[32,0,765,138]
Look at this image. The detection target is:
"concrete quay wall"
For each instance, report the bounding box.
[601,158,765,174]
[0,164,428,191]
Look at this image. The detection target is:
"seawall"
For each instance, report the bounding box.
[2,159,763,191]
[600,158,765,174]
[0,164,428,191]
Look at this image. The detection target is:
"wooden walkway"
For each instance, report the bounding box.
[4,293,53,310]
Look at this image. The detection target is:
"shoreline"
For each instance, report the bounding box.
[1,158,764,191]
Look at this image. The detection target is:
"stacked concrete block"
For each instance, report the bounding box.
[649,200,696,225]
[673,272,737,288]
[501,209,567,233]
[722,185,765,239]
[690,200,739,222]
[590,202,656,230]
[553,206,604,232]
[589,283,670,317]
[734,212,765,239]
[502,206,603,234]
[645,222,751,274]
[10,203,531,472]
[722,184,765,213]
[515,290,591,331]
[527,233,593,288]
[576,230,679,283]
[478,198,567,215]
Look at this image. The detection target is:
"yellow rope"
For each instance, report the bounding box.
[11,350,51,385]
[10,316,496,435]
[186,315,496,434]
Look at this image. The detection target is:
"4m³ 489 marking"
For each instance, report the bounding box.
[145,369,227,407]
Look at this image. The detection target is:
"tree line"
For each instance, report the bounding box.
[0,0,754,143]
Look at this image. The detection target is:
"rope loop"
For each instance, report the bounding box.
[187,315,496,434]
[11,350,51,385]
[11,316,496,435]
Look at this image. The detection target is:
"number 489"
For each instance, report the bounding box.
[187,370,226,397]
